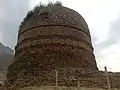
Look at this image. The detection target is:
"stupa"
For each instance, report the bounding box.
[4,2,120,90]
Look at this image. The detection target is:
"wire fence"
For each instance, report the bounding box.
[0,67,118,90]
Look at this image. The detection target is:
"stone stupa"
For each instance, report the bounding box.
[4,2,120,90]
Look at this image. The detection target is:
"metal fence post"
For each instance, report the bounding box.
[104,66,111,90]
[55,70,58,90]
[77,79,80,90]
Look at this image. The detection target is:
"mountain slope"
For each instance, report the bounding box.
[0,43,14,70]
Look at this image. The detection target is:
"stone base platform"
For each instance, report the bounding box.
[20,86,119,90]
[4,68,120,90]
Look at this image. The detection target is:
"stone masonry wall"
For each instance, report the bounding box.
[4,67,120,89]
[5,5,101,90]
[20,86,119,90]
[17,26,91,44]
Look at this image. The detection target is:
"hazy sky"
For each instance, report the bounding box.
[0,0,30,49]
[0,0,120,72]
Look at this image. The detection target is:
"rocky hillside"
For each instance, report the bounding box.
[0,42,14,70]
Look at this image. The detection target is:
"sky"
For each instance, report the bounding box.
[0,0,120,72]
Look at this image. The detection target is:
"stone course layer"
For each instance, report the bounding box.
[4,3,120,90]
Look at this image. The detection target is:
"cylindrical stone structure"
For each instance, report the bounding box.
[5,3,98,90]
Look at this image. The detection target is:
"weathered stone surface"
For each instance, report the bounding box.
[4,67,120,89]
[14,4,97,71]
[4,2,120,90]
[17,26,91,44]
[19,5,90,36]
[20,86,119,90]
